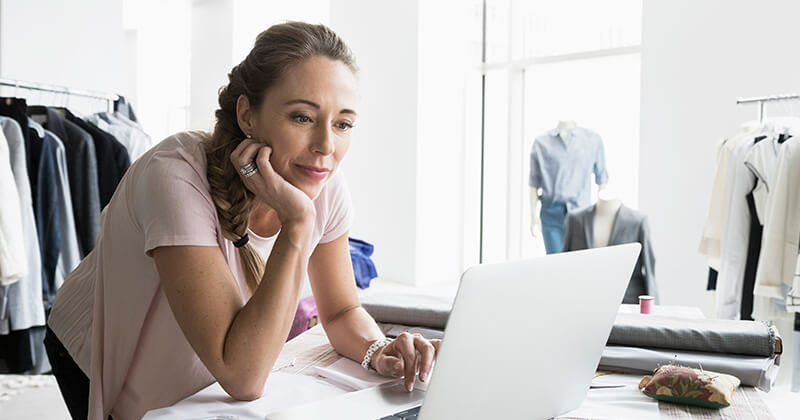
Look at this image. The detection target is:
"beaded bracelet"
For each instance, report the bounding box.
[361,337,393,371]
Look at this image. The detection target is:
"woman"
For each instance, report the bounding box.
[45,22,440,420]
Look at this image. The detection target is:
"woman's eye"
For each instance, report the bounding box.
[293,114,312,123]
[336,121,354,130]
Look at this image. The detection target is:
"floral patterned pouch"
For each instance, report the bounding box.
[638,365,741,408]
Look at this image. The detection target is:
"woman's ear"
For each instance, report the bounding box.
[236,94,254,136]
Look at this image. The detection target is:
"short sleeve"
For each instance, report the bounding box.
[593,135,609,185]
[529,141,542,188]
[318,170,354,244]
[134,152,219,256]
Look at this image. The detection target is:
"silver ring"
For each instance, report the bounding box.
[239,161,258,178]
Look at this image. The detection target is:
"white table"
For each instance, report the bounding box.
[145,305,799,419]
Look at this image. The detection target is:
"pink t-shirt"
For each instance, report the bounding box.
[48,131,353,420]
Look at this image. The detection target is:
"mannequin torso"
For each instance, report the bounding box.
[593,189,622,247]
[557,120,576,141]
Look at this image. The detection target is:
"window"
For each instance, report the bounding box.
[478,0,642,263]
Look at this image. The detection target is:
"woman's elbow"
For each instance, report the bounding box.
[220,375,268,401]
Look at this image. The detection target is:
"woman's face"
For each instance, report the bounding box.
[243,56,359,200]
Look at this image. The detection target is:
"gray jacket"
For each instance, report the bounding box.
[563,204,658,304]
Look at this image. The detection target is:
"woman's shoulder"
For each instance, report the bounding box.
[127,130,215,204]
[136,131,211,177]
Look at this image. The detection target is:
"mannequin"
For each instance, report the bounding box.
[562,190,657,304]
[557,120,576,141]
[529,184,608,237]
[593,186,622,247]
[529,120,577,238]
[528,121,609,254]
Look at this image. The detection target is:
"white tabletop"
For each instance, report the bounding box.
[145,305,798,419]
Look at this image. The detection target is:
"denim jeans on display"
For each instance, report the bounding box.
[540,199,568,254]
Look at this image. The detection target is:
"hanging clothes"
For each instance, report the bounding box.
[700,118,800,322]
[0,116,47,374]
[113,94,138,123]
[29,119,81,290]
[562,204,657,304]
[28,106,101,258]
[0,117,45,333]
[61,108,131,209]
[715,130,759,319]
[86,112,152,162]
[0,88,148,376]
[754,136,800,308]
[0,129,26,287]
[0,98,63,309]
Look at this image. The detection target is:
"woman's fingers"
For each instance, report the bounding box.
[377,354,403,377]
[374,334,441,392]
[431,339,441,356]
[414,334,436,383]
[229,138,256,167]
[238,142,265,167]
[254,144,274,175]
[395,334,418,391]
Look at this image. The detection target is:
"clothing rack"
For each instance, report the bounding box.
[736,93,800,122]
[0,78,118,112]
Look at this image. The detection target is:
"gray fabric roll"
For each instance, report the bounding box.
[600,345,780,392]
[607,313,776,357]
[360,293,452,329]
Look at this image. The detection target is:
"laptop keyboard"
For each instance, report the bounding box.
[379,405,421,420]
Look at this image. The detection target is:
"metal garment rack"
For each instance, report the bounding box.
[736,93,800,122]
[0,78,118,112]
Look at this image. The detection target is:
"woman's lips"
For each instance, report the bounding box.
[295,164,330,182]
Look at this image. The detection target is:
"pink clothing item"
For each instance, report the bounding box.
[47,131,353,420]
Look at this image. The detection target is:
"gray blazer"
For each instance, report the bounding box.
[562,204,658,304]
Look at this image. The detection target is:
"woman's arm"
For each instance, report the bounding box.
[308,233,439,392]
[308,232,384,361]
[152,218,313,401]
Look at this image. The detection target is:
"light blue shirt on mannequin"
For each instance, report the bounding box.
[529,126,609,211]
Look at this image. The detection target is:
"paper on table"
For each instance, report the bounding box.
[558,374,659,420]
[142,372,346,420]
[313,357,400,391]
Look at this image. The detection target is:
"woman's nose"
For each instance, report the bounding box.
[312,125,335,155]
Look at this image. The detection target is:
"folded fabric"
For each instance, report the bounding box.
[360,293,453,329]
[349,237,378,289]
[608,313,779,357]
[639,365,740,409]
[600,345,779,392]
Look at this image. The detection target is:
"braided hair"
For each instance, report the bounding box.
[204,22,357,293]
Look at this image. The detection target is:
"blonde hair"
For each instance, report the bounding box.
[204,22,357,293]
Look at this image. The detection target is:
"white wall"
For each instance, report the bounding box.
[0,0,126,112]
[188,0,332,134]
[189,0,233,131]
[639,0,800,315]
[330,0,419,284]
[416,0,477,284]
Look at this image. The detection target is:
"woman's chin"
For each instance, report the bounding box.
[296,182,325,201]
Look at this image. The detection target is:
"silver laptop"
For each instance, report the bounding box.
[267,244,641,420]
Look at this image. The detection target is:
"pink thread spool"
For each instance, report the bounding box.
[639,295,654,314]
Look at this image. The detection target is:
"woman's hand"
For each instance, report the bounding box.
[230,138,315,225]
[370,333,442,392]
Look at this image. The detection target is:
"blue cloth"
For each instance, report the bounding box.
[349,238,377,289]
[540,199,567,254]
[529,126,609,211]
[28,126,62,308]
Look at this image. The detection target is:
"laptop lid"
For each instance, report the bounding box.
[418,243,641,420]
